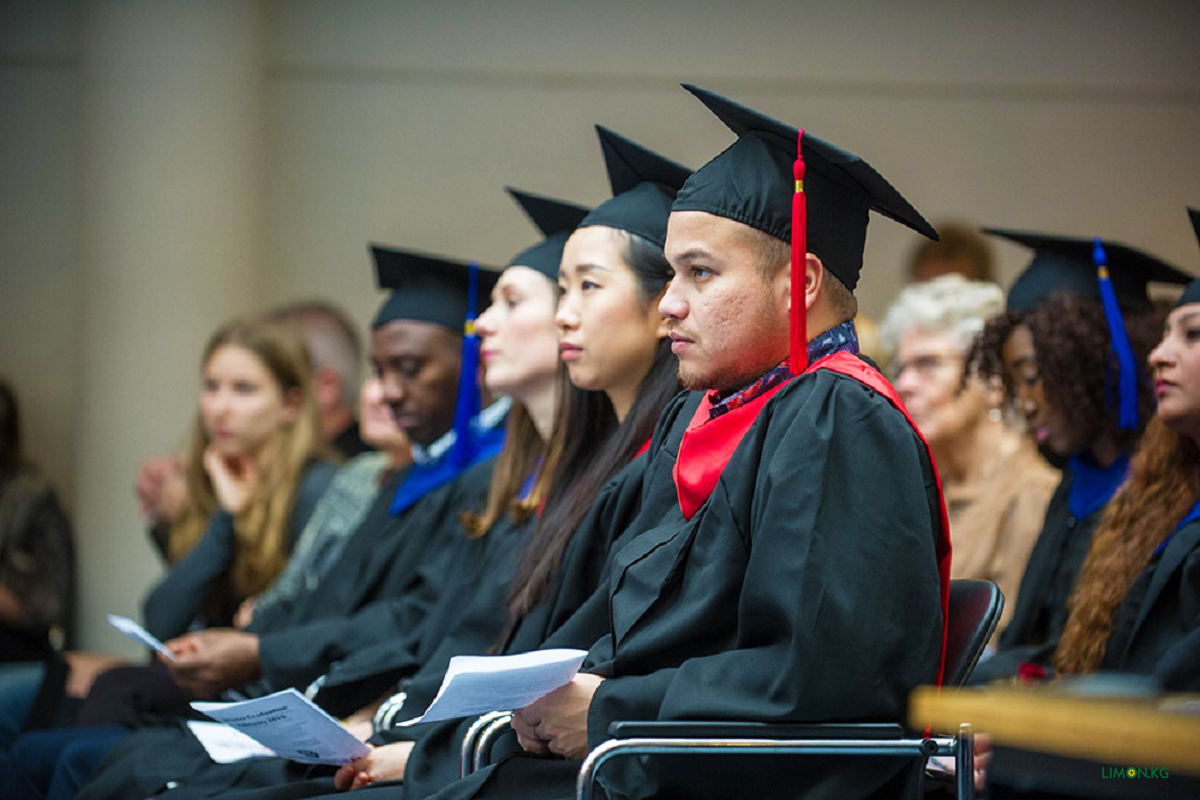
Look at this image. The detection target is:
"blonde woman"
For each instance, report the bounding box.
[142,318,337,641]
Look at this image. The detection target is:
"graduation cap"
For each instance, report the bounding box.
[576,126,692,249]
[370,245,501,330]
[505,188,591,280]
[1171,208,1200,308]
[672,84,938,372]
[986,227,1191,432]
[987,228,1191,314]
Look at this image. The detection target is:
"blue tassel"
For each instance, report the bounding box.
[450,262,483,468]
[1094,238,1139,431]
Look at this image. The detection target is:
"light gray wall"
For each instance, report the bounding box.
[2,0,1198,651]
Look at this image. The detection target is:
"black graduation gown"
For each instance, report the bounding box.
[970,470,1103,684]
[306,370,944,800]
[1103,519,1200,690]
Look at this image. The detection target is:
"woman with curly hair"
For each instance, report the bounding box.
[965,229,1189,683]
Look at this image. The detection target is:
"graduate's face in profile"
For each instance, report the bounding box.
[1001,324,1074,456]
[476,266,560,402]
[662,211,790,392]
[556,227,665,402]
[200,345,297,459]
[358,375,407,455]
[1149,304,1200,439]
[894,328,992,445]
[370,320,462,448]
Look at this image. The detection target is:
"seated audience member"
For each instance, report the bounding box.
[236,374,410,630]
[966,229,1190,683]
[883,274,1058,640]
[266,300,374,459]
[142,317,338,641]
[0,379,74,746]
[908,221,996,284]
[1052,276,1200,691]
[136,299,370,569]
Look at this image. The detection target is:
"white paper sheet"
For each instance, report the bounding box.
[186,720,276,764]
[398,648,589,726]
[106,614,175,660]
[191,688,370,766]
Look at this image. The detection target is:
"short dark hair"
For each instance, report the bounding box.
[752,230,857,320]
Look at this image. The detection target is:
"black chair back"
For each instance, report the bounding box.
[945,579,1004,687]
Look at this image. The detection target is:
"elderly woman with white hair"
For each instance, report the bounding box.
[882,274,1059,638]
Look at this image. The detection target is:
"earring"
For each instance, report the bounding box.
[988,407,1003,423]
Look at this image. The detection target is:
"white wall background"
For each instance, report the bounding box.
[2,0,1199,654]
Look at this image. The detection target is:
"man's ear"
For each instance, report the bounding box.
[783,253,825,315]
[804,254,825,312]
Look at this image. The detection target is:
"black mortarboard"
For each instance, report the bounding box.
[505,188,591,280]
[577,126,692,249]
[672,84,938,294]
[1171,208,1200,309]
[984,228,1191,314]
[370,245,501,330]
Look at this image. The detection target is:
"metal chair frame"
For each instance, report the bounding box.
[576,722,974,800]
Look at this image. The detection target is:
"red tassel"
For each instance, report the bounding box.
[790,129,808,374]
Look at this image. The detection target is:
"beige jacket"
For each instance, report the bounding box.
[943,438,1060,642]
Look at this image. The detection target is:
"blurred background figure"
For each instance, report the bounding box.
[142,317,337,641]
[0,379,75,662]
[907,221,996,284]
[265,300,371,459]
[0,379,75,747]
[882,275,1058,639]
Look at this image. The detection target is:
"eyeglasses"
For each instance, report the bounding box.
[892,352,965,382]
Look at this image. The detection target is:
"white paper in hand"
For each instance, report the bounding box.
[191,688,370,766]
[106,614,174,660]
[186,721,276,764]
[399,648,589,726]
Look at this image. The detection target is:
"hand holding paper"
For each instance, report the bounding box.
[192,689,369,766]
[398,649,589,726]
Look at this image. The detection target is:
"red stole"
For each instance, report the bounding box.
[672,351,952,685]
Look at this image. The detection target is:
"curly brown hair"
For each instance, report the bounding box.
[964,292,1166,454]
[1055,416,1200,674]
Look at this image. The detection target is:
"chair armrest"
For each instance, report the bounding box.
[607,721,908,740]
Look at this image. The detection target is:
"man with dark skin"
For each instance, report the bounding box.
[160,316,463,696]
